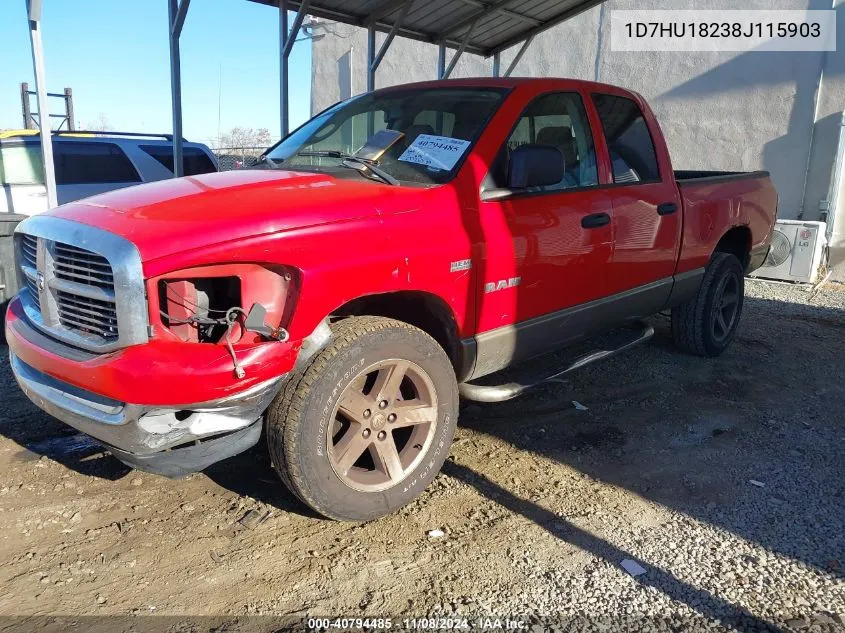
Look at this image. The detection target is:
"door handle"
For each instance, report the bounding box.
[657,202,678,216]
[581,212,611,229]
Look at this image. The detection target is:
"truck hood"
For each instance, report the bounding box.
[49,169,420,263]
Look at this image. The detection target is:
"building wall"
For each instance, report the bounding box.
[311,0,845,222]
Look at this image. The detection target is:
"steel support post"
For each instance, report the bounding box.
[64,88,74,130]
[437,44,446,79]
[168,0,190,177]
[26,0,57,208]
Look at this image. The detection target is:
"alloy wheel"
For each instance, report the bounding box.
[711,271,740,343]
[327,359,438,492]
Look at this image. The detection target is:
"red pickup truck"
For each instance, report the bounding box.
[6,78,776,521]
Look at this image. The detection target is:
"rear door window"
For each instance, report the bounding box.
[140,145,217,176]
[54,142,141,185]
[591,94,661,183]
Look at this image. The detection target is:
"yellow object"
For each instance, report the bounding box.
[0,129,96,140]
[0,129,38,139]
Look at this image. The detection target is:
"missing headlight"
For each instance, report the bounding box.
[159,277,241,343]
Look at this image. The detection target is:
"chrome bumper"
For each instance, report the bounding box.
[10,352,283,455]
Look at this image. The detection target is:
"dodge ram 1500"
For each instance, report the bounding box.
[6,78,777,520]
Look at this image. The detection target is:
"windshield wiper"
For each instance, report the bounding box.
[295,150,399,186]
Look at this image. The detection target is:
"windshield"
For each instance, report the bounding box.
[264,87,509,185]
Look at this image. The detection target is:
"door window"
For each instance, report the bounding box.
[591,94,660,184]
[491,92,598,192]
[140,145,217,176]
[54,142,141,185]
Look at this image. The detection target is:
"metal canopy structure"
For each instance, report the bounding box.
[165,0,606,178]
[247,0,605,57]
[252,0,605,135]
[24,0,606,204]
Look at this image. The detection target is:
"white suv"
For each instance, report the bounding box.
[0,131,218,216]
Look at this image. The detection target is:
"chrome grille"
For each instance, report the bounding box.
[56,290,119,339]
[21,234,38,268]
[21,234,41,311]
[15,217,149,353]
[23,276,41,311]
[52,243,118,340]
[53,243,115,289]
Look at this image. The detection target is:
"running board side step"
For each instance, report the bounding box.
[458,322,655,403]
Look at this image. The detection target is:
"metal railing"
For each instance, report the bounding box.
[213,146,267,172]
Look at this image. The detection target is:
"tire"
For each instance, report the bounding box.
[671,252,745,357]
[266,316,458,521]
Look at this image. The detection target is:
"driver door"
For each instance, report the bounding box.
[473,91,614,371]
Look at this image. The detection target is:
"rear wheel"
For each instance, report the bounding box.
[266,316,458,521]
[671,252,744,357]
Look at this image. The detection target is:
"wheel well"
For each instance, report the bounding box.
[331,292,462,371]
[714,226,751,269]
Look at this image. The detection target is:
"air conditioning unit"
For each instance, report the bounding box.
[750,220,827,283]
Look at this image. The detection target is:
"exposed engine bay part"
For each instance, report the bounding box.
[222,305,290,380]
[158,274,295,379]
[244,303,290,342]
[159,277,241,343]
[153,265,295,345]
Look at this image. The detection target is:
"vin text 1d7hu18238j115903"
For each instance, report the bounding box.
[6,78,777,521]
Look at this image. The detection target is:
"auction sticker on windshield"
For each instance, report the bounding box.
[398,134,471,171]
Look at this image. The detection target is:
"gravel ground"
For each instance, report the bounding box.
[0,280,842,632]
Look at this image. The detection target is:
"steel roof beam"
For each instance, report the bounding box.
[442,0,514,38]
[486,0,606,55]
[441,14,480,78]
[369,0,413,82]
[247,0,609,57]
[455,0,541,27]
[502,34,532,76]
[247,0,487,55]
[364,0,413,26]
[283,0,311,57]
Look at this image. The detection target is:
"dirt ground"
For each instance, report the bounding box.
[0,281,843,631]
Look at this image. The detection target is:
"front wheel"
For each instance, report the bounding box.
[266,316,458,521]
[671,252,745,357]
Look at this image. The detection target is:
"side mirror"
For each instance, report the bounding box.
[508,144,565,189]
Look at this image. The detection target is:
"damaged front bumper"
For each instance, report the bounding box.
[10,352,284,477]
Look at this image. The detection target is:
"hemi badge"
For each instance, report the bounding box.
[450,259,471,272]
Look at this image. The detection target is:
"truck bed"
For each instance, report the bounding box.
[674,170,770,184]
[673,169,778,275]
